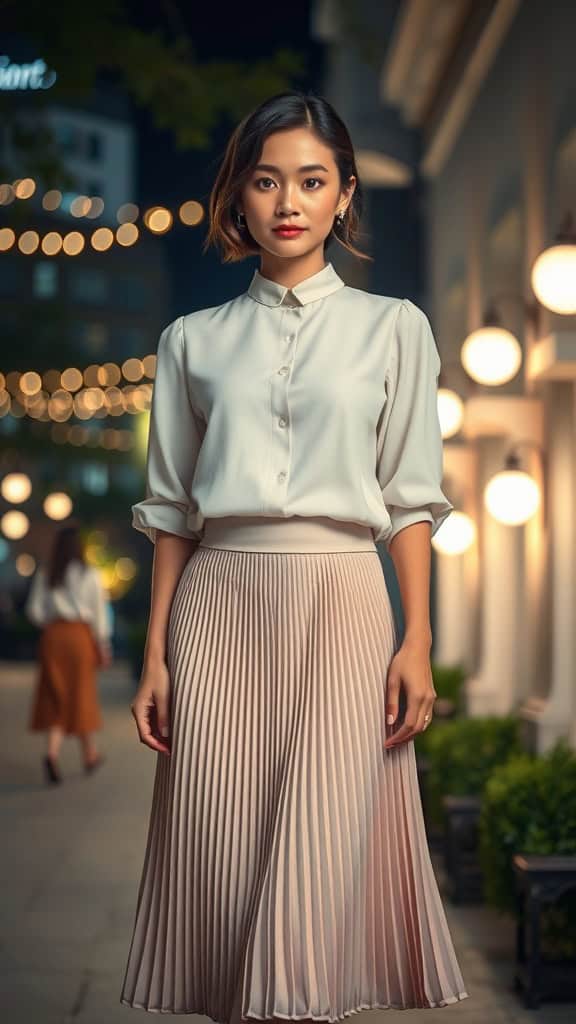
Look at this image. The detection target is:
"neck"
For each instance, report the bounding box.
[258,249,327,289]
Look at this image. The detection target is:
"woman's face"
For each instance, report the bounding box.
[237,127,355,261]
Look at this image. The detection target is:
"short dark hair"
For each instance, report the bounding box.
[203,90,372,263]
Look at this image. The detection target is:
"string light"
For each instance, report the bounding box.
[0,176,205,256]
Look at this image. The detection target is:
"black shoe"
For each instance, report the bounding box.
[43,755,62,785]
[84,754,105,775]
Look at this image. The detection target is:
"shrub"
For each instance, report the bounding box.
[424,715,524,826]
[479,740,576,914]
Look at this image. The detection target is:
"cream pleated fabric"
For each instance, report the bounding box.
[120,544,468,1018]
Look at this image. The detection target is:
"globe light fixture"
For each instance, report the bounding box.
[437,386,464,439]
[530,211,576,315]
[432,510,476,556]
[484,445,544,526]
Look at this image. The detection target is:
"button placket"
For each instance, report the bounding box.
[271,307,299,493]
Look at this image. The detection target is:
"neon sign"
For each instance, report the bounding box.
[0,57,57,91]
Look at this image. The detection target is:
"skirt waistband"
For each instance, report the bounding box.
[199,516,377,553]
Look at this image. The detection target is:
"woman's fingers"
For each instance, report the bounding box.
[131,693,171,755]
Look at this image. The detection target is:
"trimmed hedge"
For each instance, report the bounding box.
[424,715,524,827]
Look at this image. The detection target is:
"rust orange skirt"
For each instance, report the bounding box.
[29,619,103,735]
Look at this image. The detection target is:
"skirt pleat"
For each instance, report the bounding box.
[120,546,468,1019]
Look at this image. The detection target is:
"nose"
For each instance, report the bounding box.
[276,184,299,216]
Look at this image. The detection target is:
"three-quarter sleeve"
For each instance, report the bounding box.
[376,297,453,550]
[132,316,205,544]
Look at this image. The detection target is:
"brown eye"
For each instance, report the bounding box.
[255,177,275,190]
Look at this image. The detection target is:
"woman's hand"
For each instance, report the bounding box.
[384,637,436,749]
[130,658,172,756]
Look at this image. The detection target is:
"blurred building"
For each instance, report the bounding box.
[0,47,170,603]
[313,0,576,752]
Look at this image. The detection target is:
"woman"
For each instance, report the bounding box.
[26,521,111,783]
[121,91,469,1018]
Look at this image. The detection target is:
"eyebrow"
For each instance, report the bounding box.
[253,163,330,174]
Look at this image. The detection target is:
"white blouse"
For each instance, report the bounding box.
[132,261,453,550]
[25,561,111,642]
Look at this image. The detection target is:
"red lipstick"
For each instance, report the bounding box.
[272,226,306,238]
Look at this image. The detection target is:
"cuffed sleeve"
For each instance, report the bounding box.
[376,297,453,550]
[132,316,206,544]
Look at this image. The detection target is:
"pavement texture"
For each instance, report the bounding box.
[1,660,574,1024]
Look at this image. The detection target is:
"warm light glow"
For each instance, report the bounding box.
[116,222,139,246]
[122,358,144,382]
[484,470,541,525]
[437,387,465,439]
[142,354,157,378]
[179,200,204,226]
[0,389,11,417]
[97,362,121,386]
[61,367,83,392]
[42,189,62,211]
[63,231,85,256]
[117,202,139,224]
[431,510,476,555]
[41,231,63,256]
[86,197,105,219]
[531,243,576,315]
[18,230,40,254]
[0,227,16,250]
[16,552,36,576]
[14,177,36,199]
[43,491,73,520]
[48,389,74,421]
[1,509,29,539]
[0,183,15,205]
[91,227,114,251]
[19,371,42,396]
[115,556,136,581]
[70,195,91,218]
[144,207,173,234]
[1,472,32,503]
[83,364,100,387]
[461,326,522,385]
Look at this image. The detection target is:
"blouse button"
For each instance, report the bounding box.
[278,365,289,375]
[277,471,287,482]
[285,334,295,343]
[278,417,287,428]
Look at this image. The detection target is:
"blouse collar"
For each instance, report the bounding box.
[247,261,346,307]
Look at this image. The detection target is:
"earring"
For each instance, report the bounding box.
[335,209,345,225]
[235,210,246,228]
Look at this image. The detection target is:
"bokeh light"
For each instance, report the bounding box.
[43,492,73,520]
[1,473,32,503]
[1,510,30,539]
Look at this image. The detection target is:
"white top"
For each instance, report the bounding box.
[132,261,453,550]
[25,561,111,642]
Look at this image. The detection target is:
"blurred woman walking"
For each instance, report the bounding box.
[25,521,112,785]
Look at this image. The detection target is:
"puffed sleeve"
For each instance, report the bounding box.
[131,316,206,544]
[376,297,453,550]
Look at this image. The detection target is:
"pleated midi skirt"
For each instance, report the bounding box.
[120,516,468,1019]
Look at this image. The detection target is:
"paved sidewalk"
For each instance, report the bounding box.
[0,660,573,1024]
